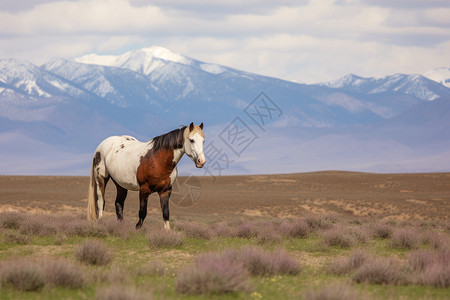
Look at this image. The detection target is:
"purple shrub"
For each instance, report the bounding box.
[42,258,84,288]
[0,257,84,291]
[3,231,30,244]
[269,248,302,275]
[408,250,436,271]
[371,222,393,239]
[147,229,184,248]
[348,251,371,268]
[422,231,449,250]
[225,246,300,276]
[352,258,403,285]
[346,226,370,244]
[0,212,25,230]
[322,226,356,248]
[390,228,420,249]
[256,225,283,244]
[175,221,213,240]
[306,214,335,230]
[76,239,112,266]
[235,222,258,238]
[176,252,253,295]
[280,218,310,238]
[328,250,372,275]
[58,217,91,236]
[210,222,235,237]
[437,248,450,266]
[18,214,58,236]
[411,249,450,288]
[0,259,45,291]
[97,217,135,240]
[419,263,450,288]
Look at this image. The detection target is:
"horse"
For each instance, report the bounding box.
[87,122,206,229]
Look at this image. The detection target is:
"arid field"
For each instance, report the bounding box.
[0,171,449,299]
[1,171,449,221]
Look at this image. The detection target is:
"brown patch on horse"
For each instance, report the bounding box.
[93,152,101,168]
[137,148,175,193]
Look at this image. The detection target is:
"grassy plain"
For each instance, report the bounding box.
[0,172,449,299]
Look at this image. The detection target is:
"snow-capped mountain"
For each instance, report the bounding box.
[1,47,449,175]
[0,58,89,100]
[423,67,450,88]
[322,72,449,101]
[76,46,195,75]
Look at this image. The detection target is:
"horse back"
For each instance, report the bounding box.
[95,135,148,191]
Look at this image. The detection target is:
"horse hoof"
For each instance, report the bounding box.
[135,223,142,229]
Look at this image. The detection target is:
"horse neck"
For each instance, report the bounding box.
[172,147,185,165]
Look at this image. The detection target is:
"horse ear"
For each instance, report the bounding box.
[199,122,203,130]
[189,122,194,132]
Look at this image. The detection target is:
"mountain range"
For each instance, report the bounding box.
[1,46,449,175]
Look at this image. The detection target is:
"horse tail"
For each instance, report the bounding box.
[87,157,98,221]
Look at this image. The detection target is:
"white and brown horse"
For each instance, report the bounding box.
[87,123,206,229]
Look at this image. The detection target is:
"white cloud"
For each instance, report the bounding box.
[0,0,448,83]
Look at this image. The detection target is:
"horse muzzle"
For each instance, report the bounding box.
[195,155,206,168]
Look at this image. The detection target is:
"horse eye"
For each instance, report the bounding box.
[190,139,194,143]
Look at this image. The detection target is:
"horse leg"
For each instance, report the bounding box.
[95,174,109,218]
[136,184,150,229]
[113,179,128,220]
[159,187,172,230]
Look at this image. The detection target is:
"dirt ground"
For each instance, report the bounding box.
[0,171,449,222]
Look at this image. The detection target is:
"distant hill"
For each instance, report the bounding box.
[1,47,449,175]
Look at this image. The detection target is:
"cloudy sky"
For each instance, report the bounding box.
[0,0,449,83]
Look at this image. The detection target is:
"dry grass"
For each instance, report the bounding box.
[3,231,30,244]
[138,261,167,276]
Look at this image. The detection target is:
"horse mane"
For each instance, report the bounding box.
[149,126,187,153]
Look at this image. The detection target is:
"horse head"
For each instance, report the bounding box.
[184,122,206,168]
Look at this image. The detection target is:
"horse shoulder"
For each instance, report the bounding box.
[137,148,175,192]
